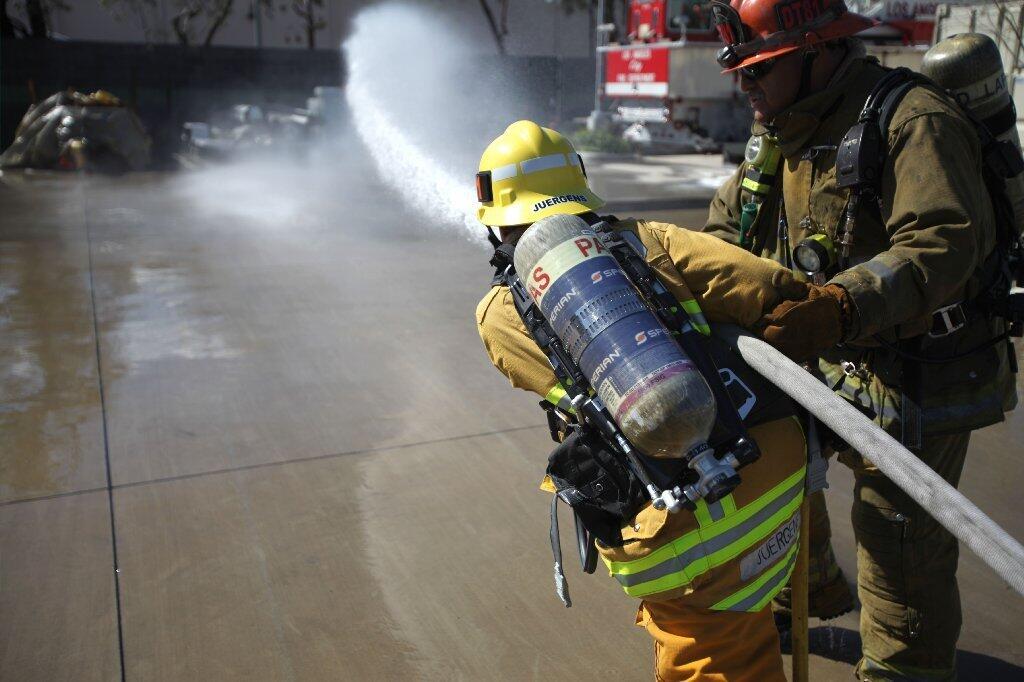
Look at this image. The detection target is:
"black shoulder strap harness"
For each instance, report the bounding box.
[489,215,798,605]
[836,66,1024,341]
[490,217,798,463]
[491,215,794,435]
[492,225,795,485]
[834,67,1024,448]
[585,218,796,442]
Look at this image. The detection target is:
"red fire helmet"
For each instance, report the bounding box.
[711,0,875,72]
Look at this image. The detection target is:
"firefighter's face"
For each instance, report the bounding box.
[739,51,804,124]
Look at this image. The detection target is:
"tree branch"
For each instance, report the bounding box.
[203,0,234,46]
[988,2,1022,50]
[1,0,18,38]
[478,0,506,54]
[25,0,48,38]
[172,3,201,46]
[289,0,323,49]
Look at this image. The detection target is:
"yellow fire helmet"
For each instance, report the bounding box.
[476,120,604,228]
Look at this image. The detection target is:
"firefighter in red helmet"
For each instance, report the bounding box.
[712,0,873,73]
[705,0,1017,680]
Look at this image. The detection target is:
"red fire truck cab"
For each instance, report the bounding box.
[626,0,719,43]
[593,1,935,151]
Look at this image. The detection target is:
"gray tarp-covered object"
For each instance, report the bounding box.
[0,90,150,172]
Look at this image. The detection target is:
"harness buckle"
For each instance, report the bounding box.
[929,302,967,338]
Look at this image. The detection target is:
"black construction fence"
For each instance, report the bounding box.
[1,39,596,165]
[1,39,345,163]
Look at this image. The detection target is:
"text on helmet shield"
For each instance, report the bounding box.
[775,0,826,32]
[532,194,590,212]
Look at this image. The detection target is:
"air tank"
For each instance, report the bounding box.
[922,33,1024,235]
[514,214,716,458]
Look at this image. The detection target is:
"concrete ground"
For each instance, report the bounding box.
[1,153,1022,681]
[584,152,737,213]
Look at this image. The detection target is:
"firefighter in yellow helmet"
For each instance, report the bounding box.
[475,120,816,680]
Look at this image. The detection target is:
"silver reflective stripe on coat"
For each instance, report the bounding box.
[717,544,799,612]
[614,475,804,589]
[706,500,726,522]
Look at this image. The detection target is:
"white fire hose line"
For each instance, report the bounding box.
[714,326,1024,597]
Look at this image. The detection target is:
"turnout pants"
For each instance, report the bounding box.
[637,600,786,682]
[838,432,971,681]
[606,417,804,681]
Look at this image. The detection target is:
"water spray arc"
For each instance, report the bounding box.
[343,4,483,243]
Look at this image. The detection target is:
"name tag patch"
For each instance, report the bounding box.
[740,511,800,581]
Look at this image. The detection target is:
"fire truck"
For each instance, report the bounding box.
[592,1,939,152]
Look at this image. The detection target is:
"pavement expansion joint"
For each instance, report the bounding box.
[110,423,550,490]
[83,192,128,682]
[0,424,548,507]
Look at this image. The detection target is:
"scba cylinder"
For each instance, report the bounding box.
[923,33,1024,235]
[514,214,716,458]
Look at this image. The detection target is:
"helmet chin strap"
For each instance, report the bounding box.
[795,46,820,102]
[487,227,502,249]
[764,46,823,131]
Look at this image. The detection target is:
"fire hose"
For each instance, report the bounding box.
[714,325,1024,598]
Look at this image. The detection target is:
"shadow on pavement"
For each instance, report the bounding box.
[784,625,1024,678]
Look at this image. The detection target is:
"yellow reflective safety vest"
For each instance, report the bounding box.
[476,218,808,607]
[600,416,805,608]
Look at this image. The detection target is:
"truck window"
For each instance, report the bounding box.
[668,0,686,28]
[669,0,712,31]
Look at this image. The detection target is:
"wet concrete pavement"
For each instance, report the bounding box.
[584,152,737,212]
[1,159,1022,681]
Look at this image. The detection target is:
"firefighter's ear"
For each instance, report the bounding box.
[498,225,529,245]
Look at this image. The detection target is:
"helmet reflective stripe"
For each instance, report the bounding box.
[476,120,604,227]
[484,154,574,181]
[491,163,518,182]
[521,153,569,175]
[604,464,805,600]
[711,1,746,52]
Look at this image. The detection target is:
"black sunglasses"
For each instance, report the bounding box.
[739,58,777,81]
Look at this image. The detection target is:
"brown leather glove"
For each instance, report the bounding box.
[756,284,853,363]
